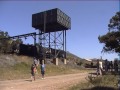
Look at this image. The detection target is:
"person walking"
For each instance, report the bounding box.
[31,64,37,81]
[33,57,39,74]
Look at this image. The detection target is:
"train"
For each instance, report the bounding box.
[12,44,65,59]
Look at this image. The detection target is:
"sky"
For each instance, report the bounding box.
[0,0,119,60]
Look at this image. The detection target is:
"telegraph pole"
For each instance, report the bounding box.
[118,0,120,89]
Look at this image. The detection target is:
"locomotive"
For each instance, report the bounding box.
[13,44,64,59]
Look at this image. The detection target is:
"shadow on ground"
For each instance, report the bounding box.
[25,79,32,82]
[81,86,117,90]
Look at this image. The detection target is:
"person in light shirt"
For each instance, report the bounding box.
[99,60,103,75]
[96,59,103,76]
[96,60,99,76]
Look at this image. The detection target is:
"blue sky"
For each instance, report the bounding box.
[0,1,119,60]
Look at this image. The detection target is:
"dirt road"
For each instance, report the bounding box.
[0,73,88,90]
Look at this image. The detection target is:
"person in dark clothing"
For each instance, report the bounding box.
[110,61,113,71]
[91,61,93,68]
[114,60,118,73]
[104,59,108,72]
[108,61,110,71]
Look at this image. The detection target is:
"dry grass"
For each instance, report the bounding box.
[0,55,32,80]
[0,62,31,80]
[69,74,118,90]
[0,54,92,80]
[0,63,91,80]
[45,64,92,76]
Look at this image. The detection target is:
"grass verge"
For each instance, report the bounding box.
[69,74,118,90]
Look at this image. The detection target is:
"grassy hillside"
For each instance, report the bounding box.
[0,55,32,80]
[0,54,90,80]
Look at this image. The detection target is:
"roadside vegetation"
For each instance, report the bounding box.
[69,73,118,90]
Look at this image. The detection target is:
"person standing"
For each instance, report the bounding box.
[99,60,103,75]
[96,59,100,76]
[104,59,108,72]
[110,61,113,72]
[41,60,45,79]
[91,61,93,68]
[114,60,118,73]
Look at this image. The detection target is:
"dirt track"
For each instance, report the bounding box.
[0,73,88,90]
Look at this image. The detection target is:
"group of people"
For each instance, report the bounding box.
[96,59,120,76]
[104,59,119,73]
[31,57,45,81]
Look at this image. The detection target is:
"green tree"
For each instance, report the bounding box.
[11,39,23,51]
[0,30,24,54]
[98,12,120,53]
[0,30,10,53]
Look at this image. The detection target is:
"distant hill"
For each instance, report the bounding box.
[66,51,82,60]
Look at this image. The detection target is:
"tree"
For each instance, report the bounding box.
[98,12,120,53]
[0,30,23,53]
[0,30,10,53]
[11,39,23,52]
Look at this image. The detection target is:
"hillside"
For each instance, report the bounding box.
[0,52,89,80]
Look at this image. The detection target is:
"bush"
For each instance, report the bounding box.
[69,74,118,90]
